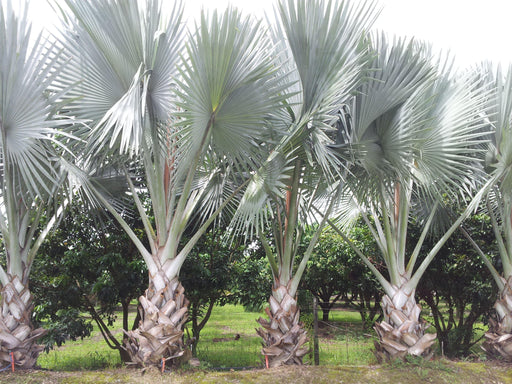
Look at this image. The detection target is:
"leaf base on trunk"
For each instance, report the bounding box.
[257,286,309,367]
[374,291,436,362]
[482,317,512,361]
[0,277,47,369]
[122,277,189,367]
[483,279,512,361]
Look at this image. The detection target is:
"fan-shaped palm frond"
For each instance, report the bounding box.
[1,5,71,202]
[336,34,436,201]
[277,0,376,119]
[412,69,491,200]
[230,151,294,239]
[231,0,377,239]
[56,0,184,157]
[175,7,286,176]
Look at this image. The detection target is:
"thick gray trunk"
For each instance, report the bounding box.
[0,275,46,369]
[374,284,436,362]
[256,284,309,367]
[122,271,189,367]
[483,276,512,361]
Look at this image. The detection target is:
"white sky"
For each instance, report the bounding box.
[18,0,512,69]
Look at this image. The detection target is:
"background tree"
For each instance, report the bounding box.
[230,242,272,313]
[0,1,77,368]
[416,213,497,357]
[31,200,147,363]
[180,228,244,356]
[300,227,347,321]
[57,0,283,366]
[230,0,376,367]
[343,224,385,329]
[300,225,383,325]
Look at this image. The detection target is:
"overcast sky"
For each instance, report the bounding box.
[19,0,512,69]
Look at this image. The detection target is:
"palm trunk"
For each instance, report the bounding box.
[256,284,309,367]
[483,275,512,361]
[122,270,189,367]
[373,283,436,362]
[0,274,46,369]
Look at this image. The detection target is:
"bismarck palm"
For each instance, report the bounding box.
[0,1,74,368]
[57,0,282,366]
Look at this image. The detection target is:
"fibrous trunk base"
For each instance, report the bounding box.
[122,276,189,367]
[374,289,436,362]
[256,285,309,367]
[483,276,512,361]
[0,276,46,369]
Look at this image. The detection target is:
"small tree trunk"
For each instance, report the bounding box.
[373,283,436,362]
[0,275,46,369]
[122,271,189,367]
[319,303,330,322]
[119,299,132,363]
[121,299,130,338]
[313,297,319,365]
[256,284,309,367]
[483,276,512,361]
[190,298,216,357]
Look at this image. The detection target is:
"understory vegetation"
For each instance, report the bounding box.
[35,304,488,372]
[0,305,508,383]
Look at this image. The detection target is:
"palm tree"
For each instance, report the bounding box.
[230,0,376,367]
[460,64,512,361]
[326,35,489,361]
[56,0,283,366]
[0,1,74,368]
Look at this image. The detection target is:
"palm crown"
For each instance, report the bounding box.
[0,1,71,281]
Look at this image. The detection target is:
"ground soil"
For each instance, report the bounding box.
[0,361,510,384]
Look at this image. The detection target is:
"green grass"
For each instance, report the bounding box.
[191,305,376,368]
[192,305,264,368]
[41,304,471,371]
[327,309,364,322]
[304,308,376,365]
[38,309,136,370]
[38,341,121,371]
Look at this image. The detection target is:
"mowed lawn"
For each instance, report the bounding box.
[36,304,377,370]
[1,304,503,384]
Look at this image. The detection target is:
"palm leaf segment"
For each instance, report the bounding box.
[339,34,436,201]
[176,8,283,171]
[345,34,488,209]
[58,0,184,157]
[1,2,69,204]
